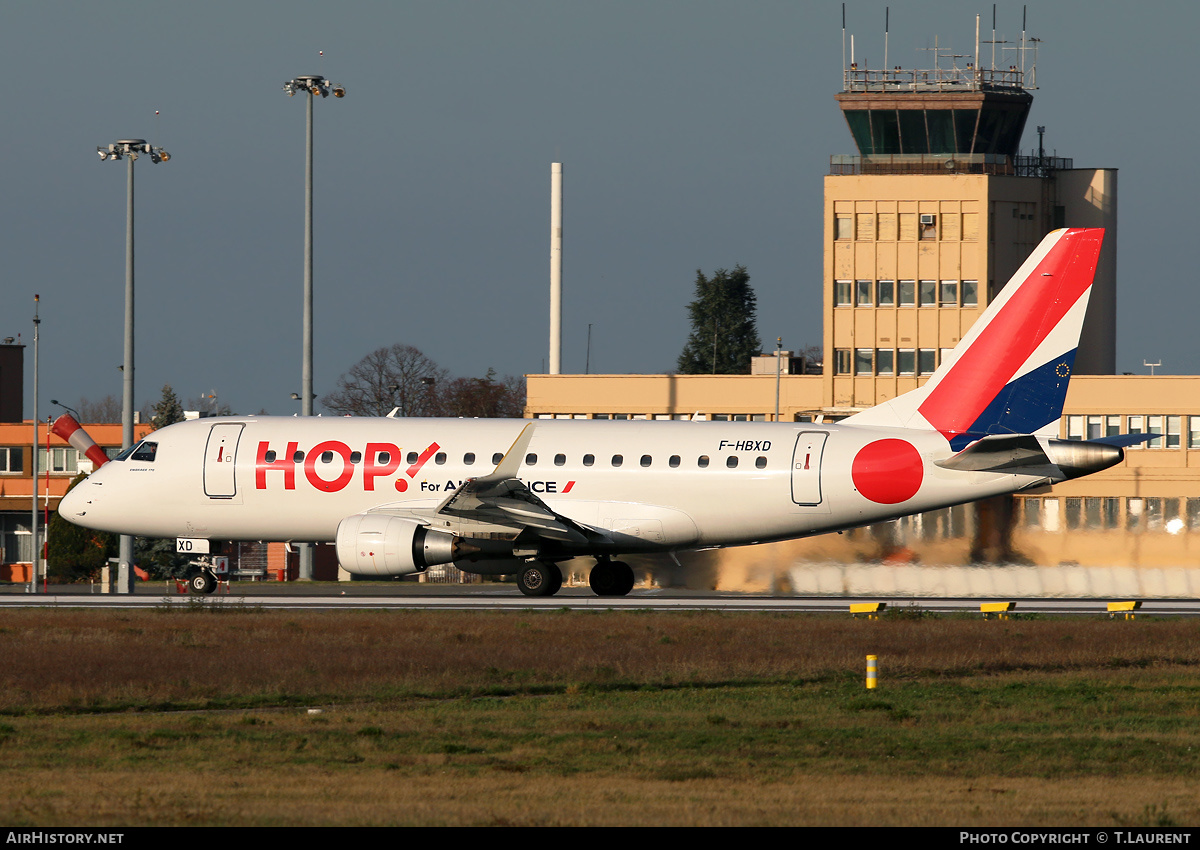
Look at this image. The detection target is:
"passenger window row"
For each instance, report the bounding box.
[262,449,770,470]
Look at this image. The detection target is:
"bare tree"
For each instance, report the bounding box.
[75,395,122,423]
[321,344,449,417]
[439,371,526,418]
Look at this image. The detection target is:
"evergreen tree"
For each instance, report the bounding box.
[151,384,185,430]
[677,265,761,374]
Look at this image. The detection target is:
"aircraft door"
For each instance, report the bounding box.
[204,423,244,498]
[791,432,827,505]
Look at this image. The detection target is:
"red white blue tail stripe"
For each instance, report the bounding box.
[846,228,1105,449]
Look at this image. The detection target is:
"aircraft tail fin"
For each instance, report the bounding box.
[845,227,1105,450]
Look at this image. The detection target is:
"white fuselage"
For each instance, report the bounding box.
[62,415,1035,555]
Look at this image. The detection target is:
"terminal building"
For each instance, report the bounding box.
[525,48,1200,573]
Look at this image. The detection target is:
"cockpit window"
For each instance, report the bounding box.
[112,442,142,462]
[131,442,158,462]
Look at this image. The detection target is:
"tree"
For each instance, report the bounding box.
[74,395,122,424]
[151,384,185,430]
[677,265,761,374]
[134,537,192,580]
[440,370,526,418]
[321,344,449,417]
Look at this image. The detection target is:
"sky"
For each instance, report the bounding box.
[4,0,1197,420]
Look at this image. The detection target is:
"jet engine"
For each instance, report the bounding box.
[335,513,460,576]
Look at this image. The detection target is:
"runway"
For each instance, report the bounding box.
[2,585,1198,615]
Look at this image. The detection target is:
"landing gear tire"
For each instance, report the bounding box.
[590,559,635,597]
[189,571,216,595]
[517,562,562,597]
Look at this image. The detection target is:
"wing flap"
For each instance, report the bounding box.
[429,422,599,546]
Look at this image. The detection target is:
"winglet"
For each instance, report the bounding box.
[475,422,535,484]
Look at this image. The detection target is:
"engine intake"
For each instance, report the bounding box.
[335,513,460,577]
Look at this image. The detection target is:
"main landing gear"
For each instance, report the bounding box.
[517,561,564,597]
[589,558,635,597]
[514,558,636,597]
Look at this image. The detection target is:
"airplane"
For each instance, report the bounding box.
[61,227,1125,597]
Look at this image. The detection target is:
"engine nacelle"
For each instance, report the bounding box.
[335,513,459,577]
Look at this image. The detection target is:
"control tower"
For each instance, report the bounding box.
[823,30,1116,414]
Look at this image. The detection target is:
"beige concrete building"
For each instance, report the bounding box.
[524,58,1200,572]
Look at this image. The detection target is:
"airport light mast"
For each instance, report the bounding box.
[97,138,171,594]
[284,73,345,581]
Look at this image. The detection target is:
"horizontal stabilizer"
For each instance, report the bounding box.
[935,434,1049,472]
[1089,433,1158,448]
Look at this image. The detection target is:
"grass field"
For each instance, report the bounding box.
[0,606,1198,826]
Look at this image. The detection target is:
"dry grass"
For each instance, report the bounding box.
[0,608,1198,826]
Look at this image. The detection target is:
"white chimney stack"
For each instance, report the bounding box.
[549,162,563,375]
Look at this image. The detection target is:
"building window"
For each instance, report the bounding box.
[856,279,873,306]
[919,280,937,307]
[919,215,937,240]
[1126,498,1144,532]
[1189,417,1200,449]
[1023,497,1042,528]
[898,349,916,376]
[0,447,21,473]
[1065,497,1082,530]
[835,215,852,240]
[1188,498,1200,530]
[835,349,852,375]
[899,280,916,307]
[1065,415,1084,441]
[1128,416,1145,448]
[961,280,979,307]
[1146,498,1164,530]
[940,280,958,307]
[39,447,78,474]
[877,280,895,306]
[876,349,894,376]
[835,280,852,306]
[1165,498,1183,533]
[1167,416,1182,449]
[855,349,873,376]
[918,349,937,376]
[1147,416,1165,449]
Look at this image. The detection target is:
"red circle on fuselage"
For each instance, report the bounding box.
[851,439,924,504]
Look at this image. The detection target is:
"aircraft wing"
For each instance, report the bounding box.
[429,423,600,545]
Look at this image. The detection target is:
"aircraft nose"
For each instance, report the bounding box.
[59,479,99,527]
